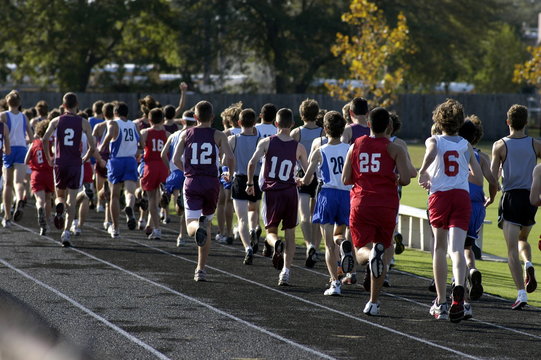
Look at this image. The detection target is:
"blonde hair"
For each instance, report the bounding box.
[221,101,243,128]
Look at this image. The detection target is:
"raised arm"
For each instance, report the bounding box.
[175,82,188,118]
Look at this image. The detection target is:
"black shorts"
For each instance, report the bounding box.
[498,189,537,228]
[299,174,318,198]
[464,236,475,248]
[232,175,262,202]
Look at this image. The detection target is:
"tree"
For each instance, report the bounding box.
[325,0,409,107]
[514,45,541,88]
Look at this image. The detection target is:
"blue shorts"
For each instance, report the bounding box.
[467,202,486,240]
[312,187,350,226]
[107,157,139,184]
[138,161,145,178]
[165,169,185,194]
[3,146,27,168]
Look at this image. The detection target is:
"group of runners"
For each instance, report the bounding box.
[0,87,538,323]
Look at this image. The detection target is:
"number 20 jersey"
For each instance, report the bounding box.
[427,135,470,194]
[350,136,398,208]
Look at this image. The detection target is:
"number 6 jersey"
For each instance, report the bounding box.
[426,135,470,194]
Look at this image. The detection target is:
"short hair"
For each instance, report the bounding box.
[195,101,214,122]
[102,102,115,120]
[163,105,176,120]
[432,99,464,135]
[35,101,48,117]
[390,113,401,136]
[260,103,277,123]
[149,108,164,125]
[316,109,326,128]
[114,102,129,118]
[47,108,61,121]
[276,108,294,129]
[139,95,158,116]
[467,114,483,144]
[34,119,50,138]
[182,110,196,125]
[63,92,78,109]
[221,101,243,127]
[323,111,346,138]
[23,109,34,120]
[350,97,368,116]
[92,100,104,115]
[507,104,528,130]
[342,103,352,124]
[0,98,7,111]
[77,111,88,120]
[299,99,319,122]
[83,107,93,118]
[239,108,256,128]
[458,120,477,145]
[6,90,21,108]
[369,107,390,134]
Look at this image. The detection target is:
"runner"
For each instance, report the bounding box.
[341,97,370,144]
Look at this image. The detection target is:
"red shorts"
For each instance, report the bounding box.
[350,202,397,249]
[141,161,168,191]
[428,189,471,231]
[31,169,54,193]
[262,186,298,230]
[83,162,93,184]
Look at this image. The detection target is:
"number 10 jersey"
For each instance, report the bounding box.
[427,135,470,194]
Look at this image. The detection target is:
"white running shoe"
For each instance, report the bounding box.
[429,300,449,320]
[2,218,12,228]
[148,229,161,240]
[96,205,105,213]
[363,301,380,316]
[194,269,207,282]
[463,302,473,320]
[278,268,290,286]
[324,280,341,296]
[138,219,147,231]
[109,226,120,239]
[369,243,385,278]
[103,221,111,231]
[60,230,71,247]
[71,219,81,236]
[512,290,528,310]
[176,235,186,247]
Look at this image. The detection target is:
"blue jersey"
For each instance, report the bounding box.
[469,149,484,204]
[89,116,104,130]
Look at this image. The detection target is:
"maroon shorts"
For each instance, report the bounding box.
[141,161,168,191]
[95,152,109,179]
[83,162,93,184]
[428,189,471,231]
[54,164,83,190]
[183,176,220,216]
[350,202,397,249]
[262,186,298,230]
[31,169,54,193]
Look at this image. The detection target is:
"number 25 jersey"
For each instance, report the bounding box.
[427,135,470,194]
[350,136,398,208]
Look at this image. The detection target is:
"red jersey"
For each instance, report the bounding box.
[143,128,167,162]
[350,136,398,208]
[28,138,53,171]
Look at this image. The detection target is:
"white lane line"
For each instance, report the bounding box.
[0,257,171,360]
[12,223,337,360]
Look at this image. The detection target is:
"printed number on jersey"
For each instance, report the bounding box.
[190,142,213,165]
[359,153,381,173]
[36,149,44,164]
[268,156,293,181]
[151,138,164,152]
[443,150,459,176]
[123,128,135,142]
[64,128,74,146]
[330,156,344,175]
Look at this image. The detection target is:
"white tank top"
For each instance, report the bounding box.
[318,143,352,191]
[110,120,139,158]
[168,129,184,171]
[255,123,277,138]
[427,135,470,194]
[6,111,27,147]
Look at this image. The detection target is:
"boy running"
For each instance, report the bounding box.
[341,97,370,144]
[255,103,277,138]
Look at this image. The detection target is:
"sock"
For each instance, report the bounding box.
[525,261,533,269]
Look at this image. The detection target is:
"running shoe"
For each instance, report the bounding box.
[394,232,405,255]
[429,300,449,320]
[383,272,391,287]
[324,280,341,296]
[363,301,380,316]
[339,240,354,274]
[369,242,385,278]
[362,265,371,292]
[225,236,234,245]
[233,226,240,243]
[511,291,528,310]
[1,219,11,229]
[54,203,65,230]
[125,206,136,230]
[176,235,186,247]
[159,187,170,209]
[38,208,47,236]
[194,269,207,282]
[215,233,225,243]
[305,245,317,268]
[341,272,357,285]
[525,265,537,293]
[103,221,112,231]
[463,302,473,320]
[60,230,71,248]
[243,248,254,265]
[109,226,120,239]
[195,216,208,246]
[138,219,146,231]
[250,229,259,254]
[468,268,484,301]
[148,229,162,240]
[70,219,81,236]
[96,205,105,213]
[262,238,272,257]
[449,285,465,323]
[278,268,290,286]
[13,199,24,222]
[272,239,284,270]
[144,226,153,236]
[161,217,171,225]
[83,183,94,201]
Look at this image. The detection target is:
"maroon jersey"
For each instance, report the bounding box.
[164,123,180,134]
[183,127,219,178]
[261,135,298,191]
[144,129,168,162]
[28,138,53,171]
[0,122,4,167]
[350,123,370,144]
[55,113,83,166]
[135,117,151,131]
[350,136,398,208]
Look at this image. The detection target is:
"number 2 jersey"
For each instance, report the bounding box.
[350,135,398,209]
[427,135,470,194]
[54,113,83,166]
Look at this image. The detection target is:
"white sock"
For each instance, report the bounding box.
[245,246,252,252]
[525,261,533,269]
[518,289,527,297]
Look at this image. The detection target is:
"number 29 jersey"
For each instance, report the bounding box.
[427,135,470,194]
[110,119,139,158]
[350,136,398,208]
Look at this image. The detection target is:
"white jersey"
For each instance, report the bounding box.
[110,119,139,158]
[168,129,184,171]
[427,135,470,194]
[5,111,27,147]
[256,123,277,138]
[318,142,351,191]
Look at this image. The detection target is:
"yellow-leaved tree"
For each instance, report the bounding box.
[514,46,541,87]
[326,0,410,107]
